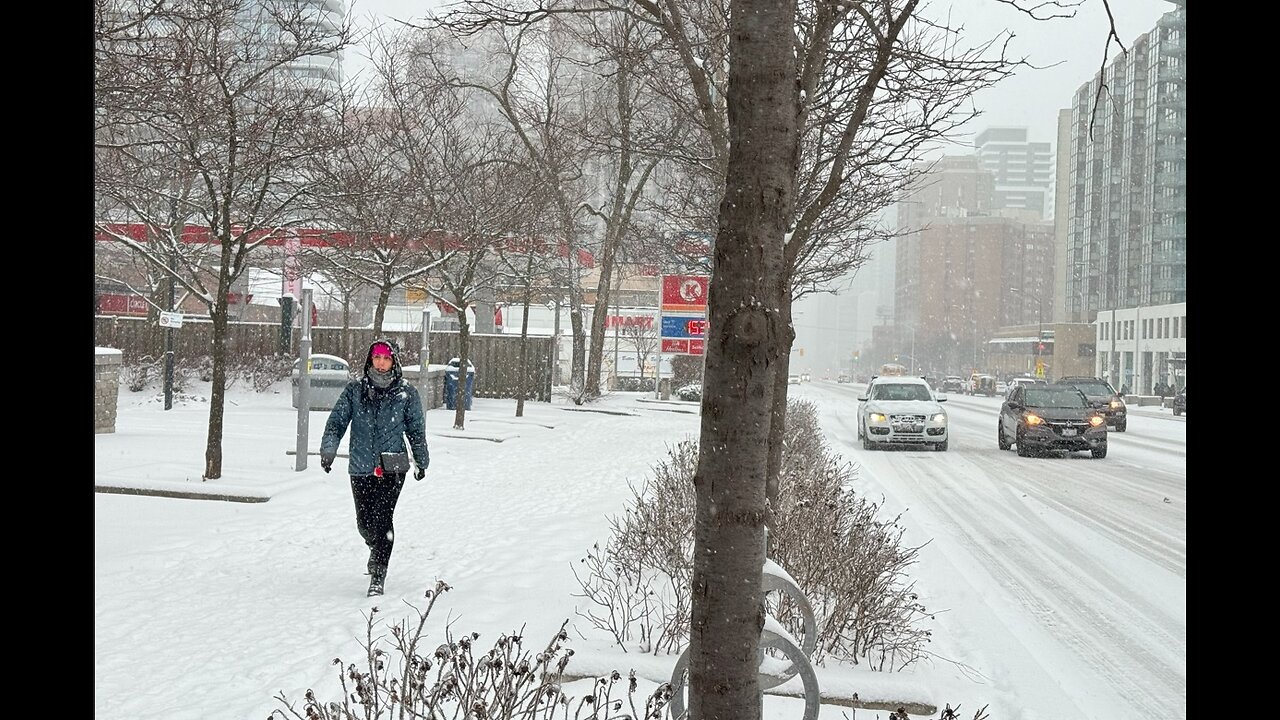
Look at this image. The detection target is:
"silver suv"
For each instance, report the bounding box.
[857,376,949,451]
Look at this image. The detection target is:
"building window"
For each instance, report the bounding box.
[1181,316,1186,338]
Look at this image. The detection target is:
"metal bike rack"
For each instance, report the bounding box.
[667,529,822,719]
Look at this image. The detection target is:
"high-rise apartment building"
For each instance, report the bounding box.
[974,127,1054,220]
[279,0,346,94]
[1063,1,1186,321]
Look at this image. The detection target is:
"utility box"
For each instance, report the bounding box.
[443,358,476,410]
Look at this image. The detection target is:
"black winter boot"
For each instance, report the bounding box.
[367,565,387,597]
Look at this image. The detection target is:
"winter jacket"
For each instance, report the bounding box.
[320,339,430,476]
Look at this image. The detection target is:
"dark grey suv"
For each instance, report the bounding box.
[998,383,1108,458]
[1056,376,1127,432]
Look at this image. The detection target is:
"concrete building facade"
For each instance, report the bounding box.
[974,127,1054,221]
[891,156,1055,376]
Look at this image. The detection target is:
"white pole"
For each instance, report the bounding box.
[294,288,313,471]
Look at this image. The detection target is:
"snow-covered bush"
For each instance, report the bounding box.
[573,398,935,671]
[271,581,672,720]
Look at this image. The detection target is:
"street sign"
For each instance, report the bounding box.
[661,315,708,339]
[159,311,184,329]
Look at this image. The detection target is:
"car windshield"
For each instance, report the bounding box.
[1024,388,1087,408]
[872,384,933,401]
[1069,382,1113,396]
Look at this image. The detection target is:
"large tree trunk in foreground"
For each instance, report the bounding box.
[688,1,799,718]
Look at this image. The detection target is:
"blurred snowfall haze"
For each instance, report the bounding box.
[344,0,1176,373]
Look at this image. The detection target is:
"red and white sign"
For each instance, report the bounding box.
[661,338,705,355]
[97,293,150,316]
[661,275,708,313]
[659,274,709,357]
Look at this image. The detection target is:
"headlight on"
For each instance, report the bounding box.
[869,413,887,423]
[1023,413,1044,426]
[1089,415,1106,427]
[931,413,947,423]
[1110,398,1124,409]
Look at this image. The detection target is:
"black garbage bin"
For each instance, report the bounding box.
[443,358,476,410]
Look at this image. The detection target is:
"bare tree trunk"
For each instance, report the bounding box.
[453,315,472,430]
[568,300,587,402]
[689,1,799,718]
[372,284,391,336]
[764,303,796,515]
[516,252,534,417]
[584,242,618,398]
[204,297,231,480]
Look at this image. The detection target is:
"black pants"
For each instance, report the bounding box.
[350,473,406,570]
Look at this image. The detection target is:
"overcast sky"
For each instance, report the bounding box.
[345,0,1177,147]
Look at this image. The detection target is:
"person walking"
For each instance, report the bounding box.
[320,339,429,596]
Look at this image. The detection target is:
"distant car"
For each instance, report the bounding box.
[857,375,949,451]
[291,353,353,410]
[995,380,1008,394]
[1172,385,1186,416]
[801,372,811,382]
[676,383,702,401]
[972,374,1000,396]
[788,374,801,385]
[1056,376,1127,432]
[998,383,1107,458]
[836,374,851,384]
[941,376,965,393]
[1007,376,1047,392]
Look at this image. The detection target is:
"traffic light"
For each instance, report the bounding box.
[853,350,860,361]
[798,347,805,357]
[1037,342,1045,353]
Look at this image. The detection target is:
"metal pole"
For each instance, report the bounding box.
[164,253,176,411]
[295,289,313,471]
[419,307,431,408]
[552,292,562,386]
[910,325,916,375]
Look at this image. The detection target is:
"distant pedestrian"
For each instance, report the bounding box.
[320,339,429,597]
[1119,383,1130,396]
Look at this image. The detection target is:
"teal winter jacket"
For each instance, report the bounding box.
[320,340,429,476]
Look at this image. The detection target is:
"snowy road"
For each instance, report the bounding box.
[796,381,1187,720]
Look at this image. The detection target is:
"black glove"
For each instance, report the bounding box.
[414,467,426,481]
[320,454,334,474]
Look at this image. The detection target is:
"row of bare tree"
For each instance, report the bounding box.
[96,0,1059,715]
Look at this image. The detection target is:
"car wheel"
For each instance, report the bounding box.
[997,420,1011,451]
[1092,442,1108,459]
[857,419,864,440]
[862,434,875,451]
[1173,408,1182,416]
[935,440,948,452]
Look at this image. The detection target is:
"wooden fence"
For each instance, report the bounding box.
[94,316,554,402]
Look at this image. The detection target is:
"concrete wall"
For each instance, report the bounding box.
[96,348,123,433]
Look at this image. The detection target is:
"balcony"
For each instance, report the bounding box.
[1155,169,1186,187]
[1152,276,1187,293]
[1154,195,1186,213]
[1151,248,1186,265]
